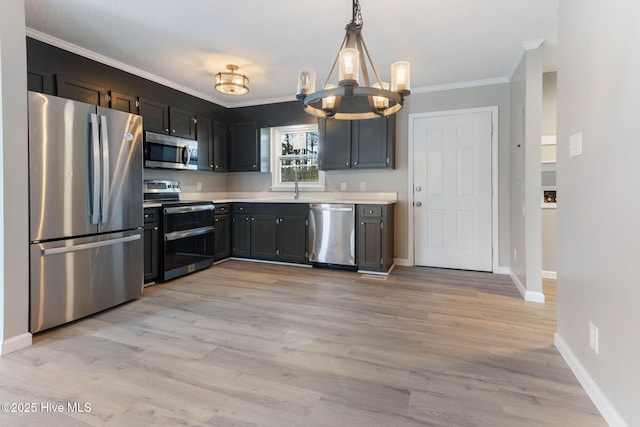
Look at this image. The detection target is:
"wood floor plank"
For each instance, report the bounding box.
[0,262,605,426]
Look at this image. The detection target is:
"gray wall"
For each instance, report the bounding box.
[0,0,30,352]
[557,0,640,423]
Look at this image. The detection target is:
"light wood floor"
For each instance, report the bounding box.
[0,261,605,426]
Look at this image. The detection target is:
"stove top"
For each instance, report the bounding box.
[143,180,213,206]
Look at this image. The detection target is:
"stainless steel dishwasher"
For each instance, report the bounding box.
[309,203,356,266]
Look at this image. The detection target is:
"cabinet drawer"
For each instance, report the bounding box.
[215,204,230,214]
[359,205,382,218]
[232,203,250,213]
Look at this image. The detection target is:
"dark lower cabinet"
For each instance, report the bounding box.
[231,204,251,258]
[214,204,231,260]
[144,208,161,283]
[357,204,395,272]
[251,213,278,260]
[277,214,308,263]
[230,203,309,264]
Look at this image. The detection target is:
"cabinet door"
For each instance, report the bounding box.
[169,106,196,139]
[358,216,382,271]
[28,66,53,94]
[214,214,231,260]
[138,98,169,134]
[213,120,229,172]
[197,115,213,171]
[143,209,160,283]
[352,116,395,169]
[318,118,352,170]
[56,75,107,106]
[251,214,278,260]
[231,213,251,257]
[229,122,259,171]
[277,215,308,264]
[109,91,138,114]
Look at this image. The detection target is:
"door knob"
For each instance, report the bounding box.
[415,186,422,192]
[415,201,422,207]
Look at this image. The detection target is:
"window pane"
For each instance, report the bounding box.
[280,131,319,156]
[280,158,319,183]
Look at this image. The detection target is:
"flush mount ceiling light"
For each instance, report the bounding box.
[296,0,410,120]
[215,64,249,95]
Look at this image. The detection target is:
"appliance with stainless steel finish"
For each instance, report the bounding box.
[144,131,198,170]
[143,180,215,281]
[308,203,356,266]
[28,91,144,333]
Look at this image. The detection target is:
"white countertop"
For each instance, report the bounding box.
[179,191,397,205]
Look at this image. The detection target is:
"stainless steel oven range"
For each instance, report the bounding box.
[144,180,215,281]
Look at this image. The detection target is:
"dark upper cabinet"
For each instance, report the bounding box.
[352,116,395,169]
[27,66,53,94]
[356,204,394,272]
[138,98,169,134]
[109,91,138,114]
[213,120,229,172]
[138,98,195,139]
[197,115,213,171]
[56,75,107,106]
[318,118,352,170]
[170,106,196,139]
[229,121,259,171]
[318,116,396,170]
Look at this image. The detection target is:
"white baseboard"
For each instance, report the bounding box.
[494,266,511,275]
[554,333,628,427]
[509,270,545,303]
[393,258,411,267]
[542,270,557,279]
[1,332,32,356]
[525,290,545,303]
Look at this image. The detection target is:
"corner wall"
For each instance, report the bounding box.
[556,0,640,424]
[0,0,31,354]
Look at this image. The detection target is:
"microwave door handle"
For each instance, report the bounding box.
[89,113,100,224]
[100,115,109,223]
[182,146,190,166]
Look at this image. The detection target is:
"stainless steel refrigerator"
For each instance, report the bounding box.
[28,91,144,333]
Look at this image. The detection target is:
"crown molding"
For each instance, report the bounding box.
[523,39,545,51]
[411,76,510,94]
[26,27,235,108]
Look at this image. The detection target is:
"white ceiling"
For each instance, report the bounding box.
[24,0,558,108]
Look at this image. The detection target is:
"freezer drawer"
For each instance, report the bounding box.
[30,230,143,333]
[309,204,355,266]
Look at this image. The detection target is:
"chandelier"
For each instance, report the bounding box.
[296,0,410,120]
[215,64,249,95]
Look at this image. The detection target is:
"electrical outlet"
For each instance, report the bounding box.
[196,182,202,191]
[589,322,599,354]
[340,182,347,191]
[359,181,367,191]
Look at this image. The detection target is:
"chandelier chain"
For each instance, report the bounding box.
[351,0,363,27]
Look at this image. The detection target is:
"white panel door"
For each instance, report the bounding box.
[413,111,493,271]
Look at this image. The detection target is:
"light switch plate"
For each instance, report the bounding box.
[569,132,583,157]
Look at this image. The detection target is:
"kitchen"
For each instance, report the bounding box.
[1,0,637,425]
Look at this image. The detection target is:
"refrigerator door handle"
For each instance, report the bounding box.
[41,234,141,256]
[99,114,110,223]
[89,113,101,224]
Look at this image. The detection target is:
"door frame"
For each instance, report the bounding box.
[407,106,500,272]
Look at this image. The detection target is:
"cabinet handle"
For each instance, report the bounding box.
[252,164,256,168]
[369,210,373,214]
[346,162,350,166]
[172,129,176,133]
[355,162,358,165]
[215,218,219,222]
[361,221,365,225]
[165,128,169,133]
[153,227,158,231]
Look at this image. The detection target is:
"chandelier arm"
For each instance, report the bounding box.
[323,31,349,89]
[355,35,371,88]
[359,36,384,87]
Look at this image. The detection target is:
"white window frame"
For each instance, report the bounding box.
[270,123,325,191]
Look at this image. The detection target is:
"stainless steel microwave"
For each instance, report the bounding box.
[144,131,198,170]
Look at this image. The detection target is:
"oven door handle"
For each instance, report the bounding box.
[164,204,214,215]
[164,226,214,242]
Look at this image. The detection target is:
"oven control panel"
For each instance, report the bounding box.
[144,179,181,194]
